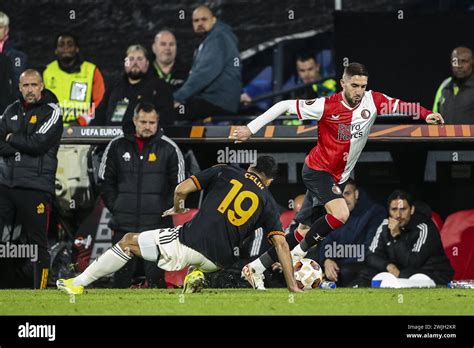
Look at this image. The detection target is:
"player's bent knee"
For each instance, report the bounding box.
[325,204,350,224]
[325,199,349,223]
[120,233,138,245]
[332,210,349,224]
[118,233,139,256]
[137,230,160,262]
[298,223,310,235]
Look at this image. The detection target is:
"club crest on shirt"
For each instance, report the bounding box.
[305,99,316,105]
[148,153,157,162]
[361,109,371,119]
[332,185,342,195]
[122,152,131,162]
[36,203,45,214]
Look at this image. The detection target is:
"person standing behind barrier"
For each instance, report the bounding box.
[43,33,105,126]
[0,12,28,89]
[433,46,474,124]
[98,102,185,288]
[93,44,175,133]
[151,30,188,91]
[0,69,63,289]
[173,5,241,121]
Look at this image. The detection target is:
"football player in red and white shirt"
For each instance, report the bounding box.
[232,62,444,290]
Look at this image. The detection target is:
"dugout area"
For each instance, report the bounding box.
[1,1,474,345]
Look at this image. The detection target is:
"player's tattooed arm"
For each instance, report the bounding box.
[162,178,197,217]
[272,234,303,293]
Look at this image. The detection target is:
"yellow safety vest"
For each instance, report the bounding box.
[43,60,96,125]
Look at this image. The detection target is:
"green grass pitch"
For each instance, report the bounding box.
[1,288,473,315]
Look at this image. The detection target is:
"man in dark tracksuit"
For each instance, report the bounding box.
[0,69,63,289]
[98,102,185,287]
[354,190,454,286]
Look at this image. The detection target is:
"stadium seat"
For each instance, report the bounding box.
[166,208,199,288]
[439,209,474,280]
[431,211,444,232]
[280,210,296,230]
[164,268,189,289]
[172,208,199,227]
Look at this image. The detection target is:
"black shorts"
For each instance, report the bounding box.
[295,164,347,225]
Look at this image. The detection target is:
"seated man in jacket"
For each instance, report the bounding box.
[353,189,454,287]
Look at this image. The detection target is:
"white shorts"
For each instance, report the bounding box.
[137,226,220,273]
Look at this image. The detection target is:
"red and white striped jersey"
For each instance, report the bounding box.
[296,91,431,183]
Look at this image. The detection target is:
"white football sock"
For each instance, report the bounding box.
[292,244,307,258]
[73,244,132,287]
[249,258,266,274]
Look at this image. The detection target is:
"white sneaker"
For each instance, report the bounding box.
[241,264,266,290]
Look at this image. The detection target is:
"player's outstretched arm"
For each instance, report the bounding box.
[271,234,303,293]
[373,92,445,125]
[162,178,197,217]
[230,100,297,143]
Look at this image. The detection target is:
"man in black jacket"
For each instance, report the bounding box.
[93,44,175,133]
[151,30,188,91]
[0,69,63,289]
[354,190,454,286]
[98,102,184,287]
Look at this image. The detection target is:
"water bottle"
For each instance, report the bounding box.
[448,280,474,289]
[319,280,337,289]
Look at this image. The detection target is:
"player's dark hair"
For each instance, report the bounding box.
[134,102,158,117]
[387,189,414,207]
[55,32,80,48]
[252,156,278,179]
[296,51,317,63]
[344,62,369,78]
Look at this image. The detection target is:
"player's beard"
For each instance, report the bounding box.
[194,31,208,41]
[344,92,358,107]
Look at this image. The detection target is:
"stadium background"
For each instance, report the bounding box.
[1,0,474,283]
[1,3,474,344]
[3,0,473,100]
